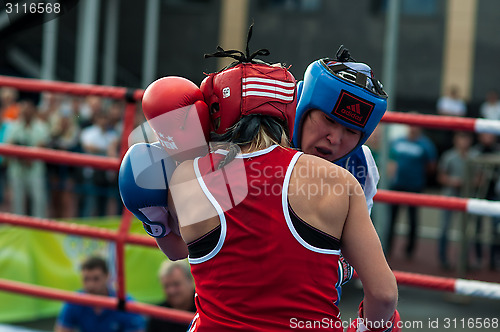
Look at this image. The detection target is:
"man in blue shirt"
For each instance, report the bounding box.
[386,124,437,258]
[55,256,145,332]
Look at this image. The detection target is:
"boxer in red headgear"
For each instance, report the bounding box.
[160,25,399,332]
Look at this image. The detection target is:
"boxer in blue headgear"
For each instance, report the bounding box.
[292,46,388,305]
[292,45,387,204]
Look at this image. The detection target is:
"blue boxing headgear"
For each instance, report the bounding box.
[292,57,387,164]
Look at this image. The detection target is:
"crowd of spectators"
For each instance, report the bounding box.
[382,86,500,271]
[0,87,133,219]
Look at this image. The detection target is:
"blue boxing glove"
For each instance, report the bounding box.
[119,142,177,238]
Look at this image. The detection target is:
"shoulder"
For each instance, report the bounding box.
[390,137,404,146]
[34,119,49,129]
[58,300,82,317]
[469,146,481,157]
[80,125,96,137]
[106,128,118,138]
[296,153,350,174]
[437,96,449,105]
[6,120,20,131]
[170,159,196,187]
[420,136,436,148]
[295,153,359,188]
[440,149,455,161]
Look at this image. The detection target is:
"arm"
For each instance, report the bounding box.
[438,171,461,189]
[167,159,220,244]
[153,161,196,260]
[426,161,437,176]
[340,176,398,326]
[4,122,17,144]
[425,138,438,177]
[34,121,50,148]
[155,211,188,260]
[118,142,188,260]
[437,154,461,189]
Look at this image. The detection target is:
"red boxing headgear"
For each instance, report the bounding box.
[200,62,297,138]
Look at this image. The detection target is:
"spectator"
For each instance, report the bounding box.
[106,100,126,216]
[55,256,145,332]
[48,101,81,218]
[435,86,467,157]
[0,87,20,121]
[386,124,437,258]
[479,90,500,121]
[147,261,195,332]
[5,100,50,217]
[108,100,125,136]
[38,92,63,123]
[78,111,118,217]
[437,131,473,270]
[437,85,467,117]
[79,96,103,129]
[469,133,500,270]
[494,181,500,271]
[0,109,10,205]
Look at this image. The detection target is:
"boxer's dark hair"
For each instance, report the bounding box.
[204,24,271,71]
[81,256,108,274]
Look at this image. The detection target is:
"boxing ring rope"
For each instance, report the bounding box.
[0,279,194,324]
[375,189,500,217]
[0,144,120,170]
[0,75,144,101]
[382,111,500,134]
[1,75,500,324]
[0,212,156,247]
[352,271,500,299]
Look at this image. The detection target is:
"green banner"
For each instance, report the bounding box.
[0,217,171,323]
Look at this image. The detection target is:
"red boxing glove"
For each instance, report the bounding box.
[346,301,401,332]
[142,76,210,162]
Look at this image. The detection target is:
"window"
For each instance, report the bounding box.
[372,0,438,16]
[260,0,321,12]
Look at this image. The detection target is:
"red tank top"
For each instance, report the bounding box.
[188,145,342,332]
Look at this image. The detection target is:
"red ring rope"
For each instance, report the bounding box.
[0,278,194,324]
[0,75,144,101]
[0,212,156,247]
[375,189,467,211]
[381,111,476,131]
[0,144,120,170]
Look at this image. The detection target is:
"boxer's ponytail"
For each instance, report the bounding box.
[211,115,290,169]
